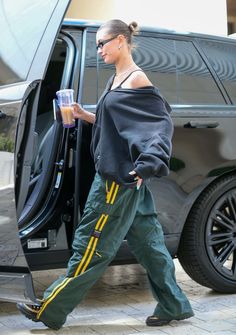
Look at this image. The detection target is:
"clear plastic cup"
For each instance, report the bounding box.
[56,89,75,128]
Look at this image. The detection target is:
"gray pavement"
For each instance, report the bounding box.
[0,260,235,334]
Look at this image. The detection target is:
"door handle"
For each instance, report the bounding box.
[184,121,219,129]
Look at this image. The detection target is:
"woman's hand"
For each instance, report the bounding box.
[72,103,96,124]
[72,103,86,119]
[129,170,143,190]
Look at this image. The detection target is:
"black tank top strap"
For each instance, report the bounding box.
[117,69,144,87]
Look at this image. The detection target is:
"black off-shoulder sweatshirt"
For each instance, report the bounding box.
[90,75,173,186]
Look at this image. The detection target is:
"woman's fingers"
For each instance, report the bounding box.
[129,170,143,190]
[72,103,83,118]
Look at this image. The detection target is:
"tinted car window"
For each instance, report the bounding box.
[82,32,225,105]
[174,40,225,104]
[133,36,225,105]
[132,37,177,103]
[198,39,236,104]
[0,0,58,85]
[82,32,114,105]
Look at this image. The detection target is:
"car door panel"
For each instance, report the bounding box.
[0,0,71,302]
[157,106,236,234]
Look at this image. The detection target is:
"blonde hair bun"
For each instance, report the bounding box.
[128,21,139,34]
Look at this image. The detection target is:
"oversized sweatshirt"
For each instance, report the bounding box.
[91,81,173,186]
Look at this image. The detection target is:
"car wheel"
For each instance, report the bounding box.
[178,174,236,293]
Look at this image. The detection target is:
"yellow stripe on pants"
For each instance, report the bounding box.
[38,178,119,320]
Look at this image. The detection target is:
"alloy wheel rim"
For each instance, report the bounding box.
[206,189,236,281]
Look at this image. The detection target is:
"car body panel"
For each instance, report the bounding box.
[153,105,236,233]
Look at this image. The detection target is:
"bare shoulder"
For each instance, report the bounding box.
[129,70,153,89]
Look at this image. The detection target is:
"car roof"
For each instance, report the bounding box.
[63,19,235,44]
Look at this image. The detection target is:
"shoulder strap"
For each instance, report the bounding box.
[108,74,116,90]
[118,69,143,87]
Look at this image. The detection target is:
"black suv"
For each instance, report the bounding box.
[0,0,236,304]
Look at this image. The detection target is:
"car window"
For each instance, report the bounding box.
[0,0,58,85]
[198,39,236,105]
[82,33,177,105]
[132,37,177,103]
[174,40,225,105]
[82,32,225,106]
[82,32,115,105]
[133,36,225,105]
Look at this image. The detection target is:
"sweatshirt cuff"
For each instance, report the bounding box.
[133,165,152,180]
[134,162,169,180]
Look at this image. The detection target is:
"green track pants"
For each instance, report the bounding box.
[37,173,193,329]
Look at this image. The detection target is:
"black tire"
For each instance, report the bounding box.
[178,174,236,293]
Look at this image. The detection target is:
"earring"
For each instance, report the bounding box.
[118,45,122,50]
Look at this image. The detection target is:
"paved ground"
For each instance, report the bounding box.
[0,260,235,334]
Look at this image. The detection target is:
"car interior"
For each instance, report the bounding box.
[16,34,96,267]
[18,39,66,228]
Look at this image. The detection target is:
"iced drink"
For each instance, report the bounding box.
[56,89,75,128]
[60,106,74,126]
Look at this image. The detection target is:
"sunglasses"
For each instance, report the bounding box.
[96,35,118,50]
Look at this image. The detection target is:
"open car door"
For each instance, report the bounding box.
[0,0,71,303]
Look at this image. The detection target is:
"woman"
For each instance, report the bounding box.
[17,19,194,330]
